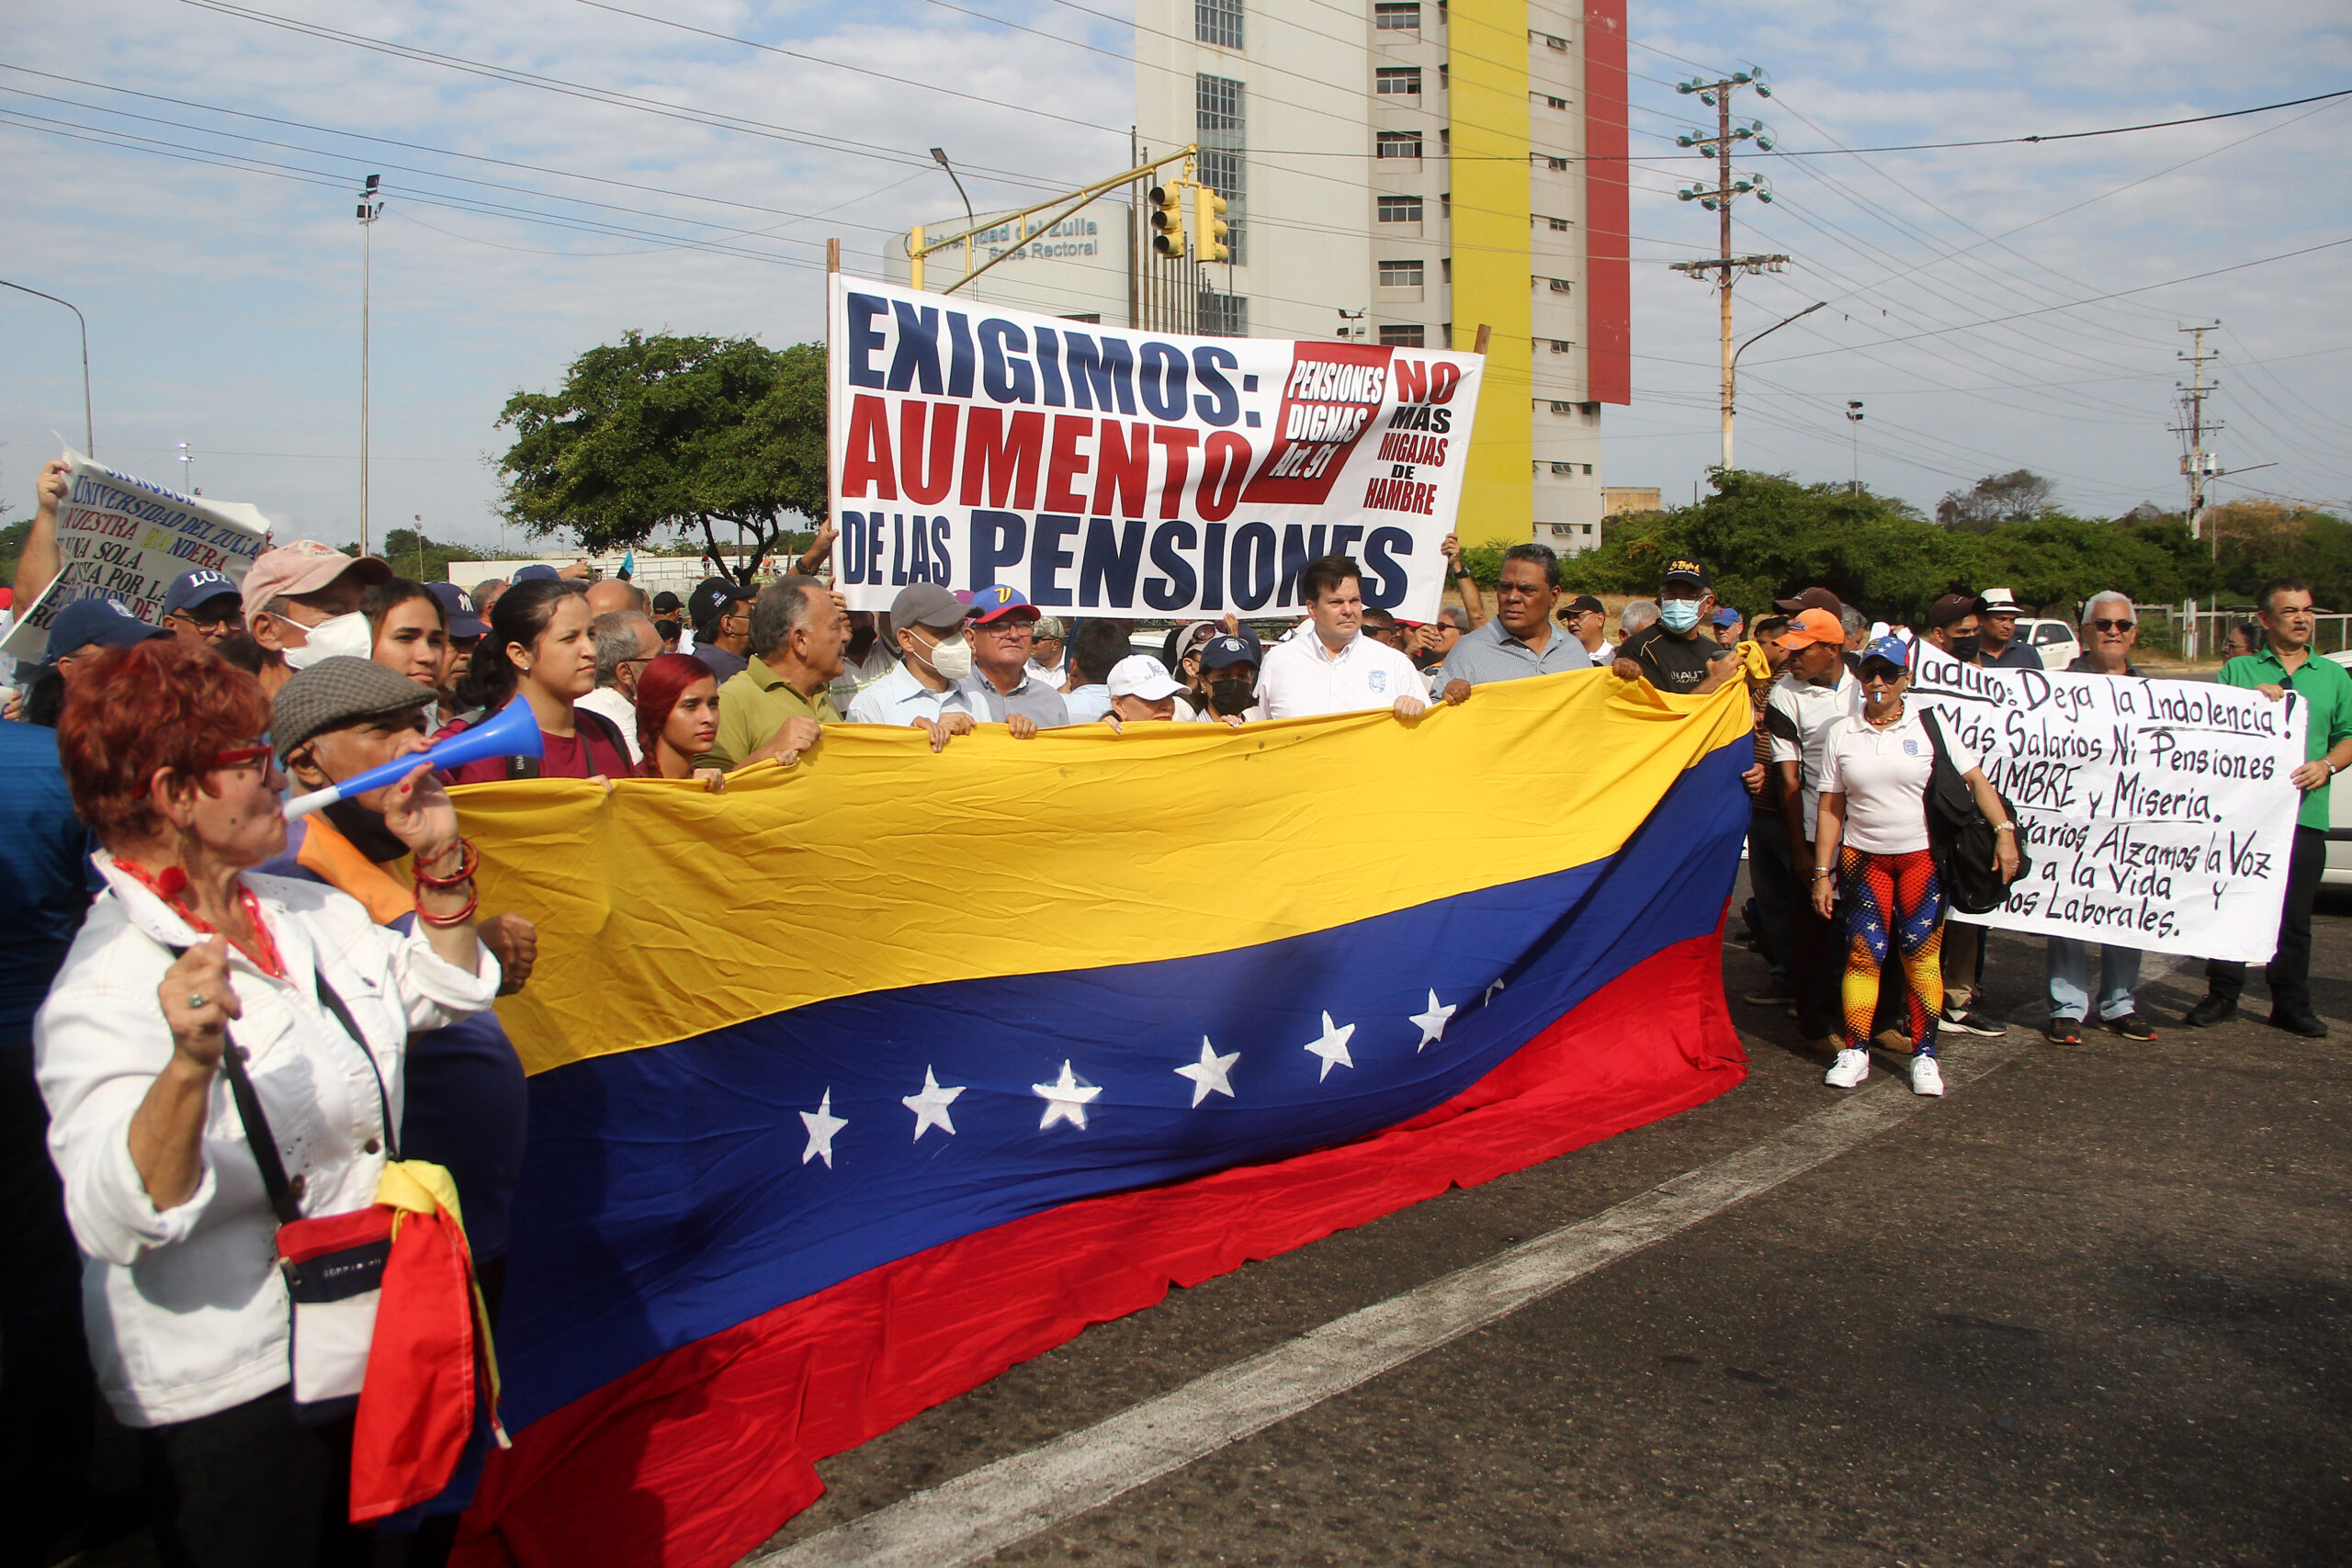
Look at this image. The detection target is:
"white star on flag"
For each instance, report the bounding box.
[1033,1060,1103,1130]
[1409,990,1457,1052]
[1174,1037,1239,1107]
[799,1089,846,1168]
[902,1066,966,1142]
[1303,1011,1356,1081]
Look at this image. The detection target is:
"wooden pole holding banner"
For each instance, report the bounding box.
[1472,323,1490,355]
[825,239,841,584]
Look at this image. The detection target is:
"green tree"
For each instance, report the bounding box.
[1936,469,2056,532]
[368,525,487,586]
[2211,500,2352,610]
[0,517,28,588]
[494,333,827,585]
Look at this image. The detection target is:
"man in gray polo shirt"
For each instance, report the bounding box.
[1433,543,1591,698]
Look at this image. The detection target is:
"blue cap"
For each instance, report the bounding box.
[426,581,489,638]
[163,570,243,618]
[1713,605,1741,627]
[1860,634,1910,671]
[44,596,169,662]
[511,563,560,582]
[1200,632,1261,671]
[967,584,1038,625]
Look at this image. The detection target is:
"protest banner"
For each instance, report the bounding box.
[1910,649,2304,962]
[1,449,271,662]
[826,275,1486,621]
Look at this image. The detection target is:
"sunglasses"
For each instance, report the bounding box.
[2088,618,2135,633]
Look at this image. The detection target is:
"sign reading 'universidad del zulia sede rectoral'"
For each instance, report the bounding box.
[826,276,1486,621]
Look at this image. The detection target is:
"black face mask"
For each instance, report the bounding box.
[1207,677,1256,716]
[1947,634,1982,662]
[846,626,876,660]
[322,795,412,864]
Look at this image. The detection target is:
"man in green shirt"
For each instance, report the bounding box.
[703,576,846,773]
[2186,578,2352,1038]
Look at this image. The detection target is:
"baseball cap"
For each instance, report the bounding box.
[273,657,435,760]
[1032,615,1067,641]
[1859,634,1911,671]
[1563,593,1605,616]
[241,540,391,615]
[691,576,756,625]
[164,570,243,618]
[1713,606,1742,628]
[890,581,969,631]
[1199,633,1261,672]
[968,584,1041,626]
[425,581,489,638]
[1772,608,1846,651]
[1773,586,1842,615]
[44,597,169,662]
[1660,557,1711,591]
[1976,586,2022,615]
[1928,592,1980,629]
[1107,653,1184,701]
[511,564,560,583]
[650,591,684,614]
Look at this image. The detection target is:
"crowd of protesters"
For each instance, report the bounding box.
[2,440,2348,1568]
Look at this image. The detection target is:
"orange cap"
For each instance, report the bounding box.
[1773,607,1845,650]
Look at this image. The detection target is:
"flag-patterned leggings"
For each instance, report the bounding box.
[1839,845,1946,1055]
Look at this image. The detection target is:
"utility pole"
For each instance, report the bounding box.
[2172,322,2222,557]
[1670,68,1787,473]
[356,175,383,558]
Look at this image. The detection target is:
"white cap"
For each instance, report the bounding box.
[1107,654,1183,701]
[1977,586,2022,614]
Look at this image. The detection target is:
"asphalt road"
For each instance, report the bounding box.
[752,883,2352,1568]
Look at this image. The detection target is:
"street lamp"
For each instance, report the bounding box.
[931,148,978,281]
[177,441,198,496]
[356,174,384,558]
[0,278,95,455]
[1724,299,1826,470]
[1845,400,1864,495]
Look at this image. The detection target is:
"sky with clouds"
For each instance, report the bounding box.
[1,0,2346,553]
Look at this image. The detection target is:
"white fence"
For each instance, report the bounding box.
[2136,603,2352,660]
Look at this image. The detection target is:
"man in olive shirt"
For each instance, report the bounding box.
[704,576,845,772]
[2186,577,2352,1038]
[1612,557,1734,694]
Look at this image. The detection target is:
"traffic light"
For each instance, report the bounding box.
[1149,183,1188,259]
[1193,186,1230,264]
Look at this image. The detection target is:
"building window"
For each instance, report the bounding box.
[1196,0,1243,49]
[1440,191,1450,215]
[1548,339,1572,353]
[1197,74,1246,265]
[1547,215,1569,231]
[1062,313,1102,323]
[1374,1,1419,27]
[1551,462,1573,476]
[1550,400,1573,413]
[1377,195,1424,222]
[1545,277,1572,293]
[1379,324,1425,346]
[1544,94,1567,109]
[1375,67,1421,95]
[1378,259,1424,288]
[1376,130,1423,159]
[1441,257,1451,282]
[1198,289,1249,337]
[1540,30,1567,48]
[1544,155,1567,171]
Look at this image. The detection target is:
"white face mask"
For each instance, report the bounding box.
[915,630,973,682]
[279,610,372,671]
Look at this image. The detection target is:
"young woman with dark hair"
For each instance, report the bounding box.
[632,652,726,791]
[363,578,448,699]
[434,578,635,783]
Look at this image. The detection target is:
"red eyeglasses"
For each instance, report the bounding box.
[206,743,275,772]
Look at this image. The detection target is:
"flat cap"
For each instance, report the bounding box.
[274,656,435,760]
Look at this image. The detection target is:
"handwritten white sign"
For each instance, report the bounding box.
[2,450,272,663]
[1911,649,2304,962]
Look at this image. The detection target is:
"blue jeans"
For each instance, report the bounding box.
[2046,937,2142,1022]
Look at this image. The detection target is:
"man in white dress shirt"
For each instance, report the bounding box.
[1254,556,1449,721]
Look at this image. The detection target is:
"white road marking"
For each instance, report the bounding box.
[749,1040,2018,1568]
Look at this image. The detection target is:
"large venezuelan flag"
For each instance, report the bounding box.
[447,669,1754,1567]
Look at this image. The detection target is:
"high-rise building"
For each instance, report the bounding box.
[1135,0,1631,551]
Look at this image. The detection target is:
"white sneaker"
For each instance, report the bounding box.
[1910,1056,1945,1097]
[1824,1048,1871,1089]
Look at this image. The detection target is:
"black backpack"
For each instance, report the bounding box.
[1918,708,2030,916]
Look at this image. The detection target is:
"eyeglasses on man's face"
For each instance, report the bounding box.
[2088,618,2135,634]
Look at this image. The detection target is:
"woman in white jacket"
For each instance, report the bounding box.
[34,640,500,1567]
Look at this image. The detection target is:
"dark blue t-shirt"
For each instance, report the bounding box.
[0,725,94,1046]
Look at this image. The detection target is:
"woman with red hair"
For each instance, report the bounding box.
[33,640,501,1565]
[633,651,726,790]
